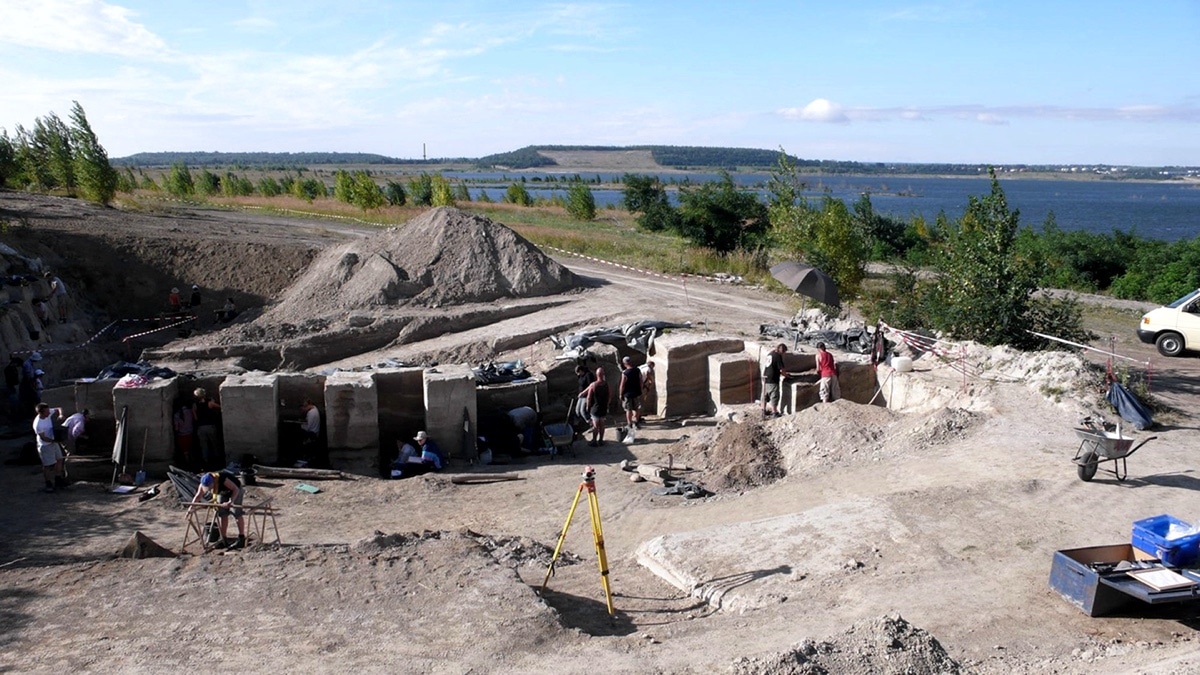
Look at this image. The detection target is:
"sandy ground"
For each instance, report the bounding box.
[2,191,1200,673]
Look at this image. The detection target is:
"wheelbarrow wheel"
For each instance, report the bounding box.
[1077,451,1099,481]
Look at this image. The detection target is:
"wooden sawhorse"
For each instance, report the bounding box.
[181,498,281,553]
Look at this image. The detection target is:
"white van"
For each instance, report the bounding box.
[1137,288,1200,357]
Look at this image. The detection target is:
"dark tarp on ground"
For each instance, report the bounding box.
[1106,381,1154,430]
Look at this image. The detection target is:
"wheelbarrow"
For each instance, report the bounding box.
[542,422,575,458]
[1072,417,1157,482]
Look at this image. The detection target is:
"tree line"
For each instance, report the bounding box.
[0,102,119,205]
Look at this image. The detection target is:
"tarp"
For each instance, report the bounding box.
[1106,381,1154,430]
[112,405,128,466]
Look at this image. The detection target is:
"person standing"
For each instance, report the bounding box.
[173,399,196,469]
[188,284,202,309]
[762,343,788,417]
[579,367,609,447]
[816,342,840,403]
[298,398,321,464]
[189,470,246,549]
[168,287,182,312]
[46,272,68,322]
[573,364,594,429]
[639,360,657,420]
[619,356,643,430]
[32,403,65,492]
[193,387,222,470]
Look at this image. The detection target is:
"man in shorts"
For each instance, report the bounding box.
[579,367,609,447]
[32,403,65,492]
[619,356,643,430]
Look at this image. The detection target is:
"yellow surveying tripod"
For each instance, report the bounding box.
[540,465,615,616]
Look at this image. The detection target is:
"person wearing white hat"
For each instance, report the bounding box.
[390,431,446,478]
[168,287,182,312]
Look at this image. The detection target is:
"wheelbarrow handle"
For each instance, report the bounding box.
[1129,436,1158,454]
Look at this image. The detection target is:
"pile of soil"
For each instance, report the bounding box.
[263,206,579,318]
[731,614,960,674]
[673,420,786,490]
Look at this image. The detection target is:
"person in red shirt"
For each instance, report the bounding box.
[816,342,840,403]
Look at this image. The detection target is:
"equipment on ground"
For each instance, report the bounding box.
[1072,416,1158,482]
[540,466,615,617]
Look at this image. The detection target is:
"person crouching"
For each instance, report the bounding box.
[190,470,246,549]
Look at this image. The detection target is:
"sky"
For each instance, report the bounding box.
[1,0,1197,166]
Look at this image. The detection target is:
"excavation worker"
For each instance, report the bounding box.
[579,367,609,447]
[62,408,88,455]
[391,431,445,478]
[32,403,65,492]
[762,343,788,417]
[816,342,840,403]
[193,388,222,470]
[190,470,246,549]
[619,356,642,430]
[168,287,182,312]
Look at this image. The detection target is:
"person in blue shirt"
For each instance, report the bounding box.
[390,431,447,478]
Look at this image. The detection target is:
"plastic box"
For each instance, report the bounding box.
[1132,515,1200,567]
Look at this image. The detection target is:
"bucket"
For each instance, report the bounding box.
[892,356,913,373]
[240,468,257,486]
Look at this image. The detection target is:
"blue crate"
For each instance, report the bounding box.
[1132,514,1200,567]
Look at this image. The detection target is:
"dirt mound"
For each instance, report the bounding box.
[264,207,579,320]
[673,420,786,490]
[730,613,960,674]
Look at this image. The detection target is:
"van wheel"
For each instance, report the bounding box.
[1156,332,1185,357]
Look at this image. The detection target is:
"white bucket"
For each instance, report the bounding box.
[892,356,913,373]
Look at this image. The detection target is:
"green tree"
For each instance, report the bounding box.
[222,171,254,197]
[565,180,596,221]
[430,174,455,207]
[165,163,195,197]
[351,171,385,210]
[384,180,406,206]
[12,126,45,190]
[257,176,283,197]
[504,182,533,206]
[67,102,118,204]
[769,152,867,299]
[116,167,137,193]
[138,170,159,191]
[292,177,326,202]
[407,173,433,206]
[925,168,1088,348]
[621,173,675,231]
[0,130,15,188]
[333,169,354,204]
[36,113,75,195]
[676,172,768,252]
[452,181,471,203]
[195,169,221,196]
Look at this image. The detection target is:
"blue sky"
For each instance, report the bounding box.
[1,0,1197,165]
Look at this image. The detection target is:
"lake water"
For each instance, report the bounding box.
[449,172,1200,242]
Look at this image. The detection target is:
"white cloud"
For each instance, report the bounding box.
[0,0,167,57]
[777,100,1200,125]
[778,99,849,123]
